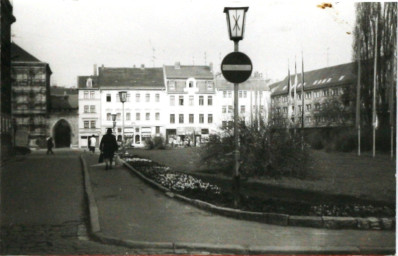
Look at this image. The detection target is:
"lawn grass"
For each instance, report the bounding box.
[125,147,395,203]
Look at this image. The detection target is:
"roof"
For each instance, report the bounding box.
[11,42,41,62]
[50,94,78,111]
[164,65,213,79]
[98,67,164,89]
[270,62,356,96]
[51,86,78,95]
[78,76,99,89]
[215,78,270,91]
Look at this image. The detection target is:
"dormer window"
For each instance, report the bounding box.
[189,81,194,88]
[169,81,176,90]
[207,81,214,90]
[86,78,93,88]
[186,78,196,89]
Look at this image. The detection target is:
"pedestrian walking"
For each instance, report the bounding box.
[46,137,54,155]
[99,128,118,170]
[89,135,97,154]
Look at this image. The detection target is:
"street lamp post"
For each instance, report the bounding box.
[223,7,249,208]
[118,91,127,150]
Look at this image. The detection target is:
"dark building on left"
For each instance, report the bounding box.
[1,0,16,160]
[11,43,52,147]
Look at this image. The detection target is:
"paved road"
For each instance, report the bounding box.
[0,149,191,254]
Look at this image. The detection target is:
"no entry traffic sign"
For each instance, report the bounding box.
[221,51,252,84]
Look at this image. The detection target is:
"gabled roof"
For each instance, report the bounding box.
[270,62,356,96]
[98,67,164,89]
[11,42,41,62]
[164,65,213,79]
[78,76,99,89]
[215,78,270,91]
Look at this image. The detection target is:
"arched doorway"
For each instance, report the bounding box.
[53,119,71,148]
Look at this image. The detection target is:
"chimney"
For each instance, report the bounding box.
[94,64,97,76]
[141,64,145,69]
[209,62,213,72]
[175,62,181,69]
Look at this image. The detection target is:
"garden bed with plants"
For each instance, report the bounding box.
[121,154,395,218]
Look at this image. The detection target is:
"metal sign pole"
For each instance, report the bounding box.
[233,41,240,208]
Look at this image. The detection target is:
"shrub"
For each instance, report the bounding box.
[201,123,310,179]
[35,137,47,148]
[307,130,324,150]
[14,146,31,155]
[153,136,165,149]
[144,137,154,150]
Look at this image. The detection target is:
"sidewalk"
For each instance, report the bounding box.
[81,153,395,254]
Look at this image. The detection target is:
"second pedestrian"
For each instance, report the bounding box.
[99,128,118,170]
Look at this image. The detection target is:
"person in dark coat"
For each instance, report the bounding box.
[99,128,118,170]
[46,137,54,155]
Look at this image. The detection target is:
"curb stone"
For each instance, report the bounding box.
[80,155,395,254]
[121,158,395,230]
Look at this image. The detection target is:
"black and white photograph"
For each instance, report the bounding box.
[0,0,396,254]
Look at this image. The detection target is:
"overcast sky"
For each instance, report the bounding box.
[11,0,355,87]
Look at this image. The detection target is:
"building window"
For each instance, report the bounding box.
[208,96,213,106]
[146,93,150,102]
[332,88,339,96]
[189,81,194,88]
[117,113,121,121]
[126,93,130,102]
[90,105,95,113]
[199,114,204,123]
[207,81,214,90]
[305,92,311,99]
[179,96,184,106]
[170,95,175,106]
[239,91,242,98]
[90,91,95,99]
[107,113,111,121]
[84,105,89,113]
[222,121,227,129]
[208,114,213,123]
[323,89,329,97]
[156,126,160,134]
[227,91,232,98]
[228,105,233,114]
[240,105,245,113]
[155,94,160,102]
[146,113,150,120]
[243,91,247,98]
[199,96,204,106]
[84,91,89,99]
[189,114,194,123]
[169,81,176,90]
[90,121,96,128]
[106,94,111,102]
[179,114,184,124]
[222,106,227,113]
[136,93,140,102]
[126,113,131,121]
[136,112,140,121]
[306,104,312,111]
[315,103,321,110]
[84,121,89,129]
[223,91,227,98]
[155,112,160,121]
[170,114,175,124]
[189,96,194,106]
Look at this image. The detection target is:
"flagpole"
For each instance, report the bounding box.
[356,47,361,156]
[372,15,378,158]
[301,51,305,150]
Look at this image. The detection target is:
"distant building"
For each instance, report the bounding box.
[270,62,355,129]
[1,0,16,159]
[164,62,216,146]
[11,43,52,148]
[214,71,271,130]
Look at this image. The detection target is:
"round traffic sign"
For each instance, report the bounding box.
[221,51,253,84]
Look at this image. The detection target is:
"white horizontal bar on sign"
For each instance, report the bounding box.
[222,64,252,71]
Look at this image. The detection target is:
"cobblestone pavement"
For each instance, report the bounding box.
[1,221,210,254]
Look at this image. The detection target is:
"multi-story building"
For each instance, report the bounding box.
[11,43,52,147]
[164,62,216,146]
[215,72,271,130]
[77,71,100,148]
[270,62,355,128]
[98,65,165,147]
[1,0,16,159]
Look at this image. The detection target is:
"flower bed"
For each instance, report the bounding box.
[122,155,395,218]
